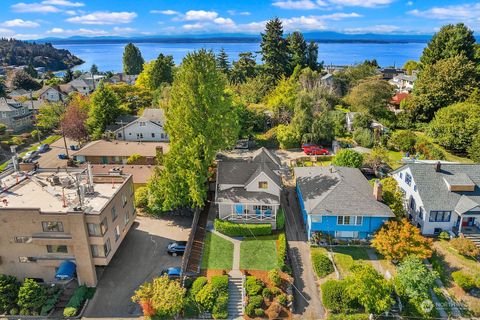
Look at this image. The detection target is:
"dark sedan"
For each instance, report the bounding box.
[167,241,187,256]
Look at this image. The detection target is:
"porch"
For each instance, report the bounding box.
[218,202,278,223]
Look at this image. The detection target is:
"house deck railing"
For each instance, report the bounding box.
[224,212,276,222]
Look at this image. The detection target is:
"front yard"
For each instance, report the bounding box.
[240,235,279,270]
[201,232,234,270]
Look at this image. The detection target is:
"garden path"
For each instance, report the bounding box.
[366,248,386,277]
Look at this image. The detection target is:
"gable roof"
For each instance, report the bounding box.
[0,98,24,112]
[393,163,480,214]
[295,166,393,217]
[141,108,165,124]
[251,147,282,167]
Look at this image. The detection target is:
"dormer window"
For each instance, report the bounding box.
[258,181,268,189]
[139,121,146,127]
[405,173,412,186]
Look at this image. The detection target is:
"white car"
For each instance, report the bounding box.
[23,151,39,163]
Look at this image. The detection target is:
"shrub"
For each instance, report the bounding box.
[63,307,77,317]
[311,251,334,278]
[19,308,30,315]
[66,285,88,309]
[277,293,287,306]
[134,187,149,208]
[190,277,207,297]
[277,233,287,271]
[271,287,282,296]
[17,278,47,313]
[214,219,272,237]
[451,237,480,258]
[255,308,265,317]
[262,287,272,299]
[438,231,450,240]
[245,276,264,296]
[127,153,142,164]
[332,149,363,168]
[183,277,193,289]
[268,269,282,286]
[327,314,369,320]
[248,295,264,308]
[245,303,256,317]
[353,128,374,148]
[452,271,476,291]
[195,283,216,311]
[12,136,25,146]
[40,290,62,316]
[321,280,355,313]
[211,275,229,294]
[276,208,285,230]
[0,274,20,314]
[276,124,300,149]
[212,293,228,319]
[267,302,282,319]
[9,307,18,315]
[31,130,41,141]
[388,130,416,152]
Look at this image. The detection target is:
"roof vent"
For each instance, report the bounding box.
[435,161,441,172]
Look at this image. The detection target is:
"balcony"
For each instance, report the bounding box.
[31,232,73,245]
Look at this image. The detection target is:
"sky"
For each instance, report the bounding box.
[0,0,479,40]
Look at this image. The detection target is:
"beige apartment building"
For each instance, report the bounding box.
[0,166,136,286]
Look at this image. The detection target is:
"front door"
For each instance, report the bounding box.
[462,217,475,227]
[101,156,108,164]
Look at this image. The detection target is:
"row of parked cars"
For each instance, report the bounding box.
[20,143,50,163]
[161,241,187,278]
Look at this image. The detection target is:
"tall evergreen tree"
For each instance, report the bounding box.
[306,41,320,71]
[230,52,257,84]
[87,81,122,139]
[123,43,145,75]
[147,50,239,211]
[216,48,230,74]
[63,69,73,83]
[287,31,307,71]
[24,63,38,78]
[90,64,98,75]
[136,53,174,91]
[260,18,289,82]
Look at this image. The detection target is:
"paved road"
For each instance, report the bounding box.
[37,136,76,168]
[282,185,325,319]
[83,216,191,318]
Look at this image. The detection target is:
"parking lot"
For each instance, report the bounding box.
[84,216,192,318]
[37,137,76,168]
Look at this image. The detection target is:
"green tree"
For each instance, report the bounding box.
[265,70,300,123]
[17,278,47,313]
[353,128,374,148]
[388,130,416,153]
[90,64,98,75]
[287,31,307,71]
[63,69,73,83]
[345,79,394,117]
[216,48,230,74]
[276,124,299,149]
[332,149,364,168]
[108,83,153,113]
[402,60,420,75]
[427,102,480,153]
[334,62,378,96]
[310,113,334,144]
[136,54,174,91]
[306,41,319,71]
[327,110,346,137]
[468,133,480,163]
[379,176,406,217]
[420,23,477,66]
[148,50,239,211]
[24,64,38,78]
[352,113,372,130]
[9,69,41,90]
[346,263,394,314]
[36,102,66,131]
[87,82,122,139]
[395,256,437,304]
[230,75,270,104]
[132,276,186,319]
[0,275,20,314]
[230,52,257,84]
[123,43,144,75]
[261,18,289,81]
[410,55,479,121]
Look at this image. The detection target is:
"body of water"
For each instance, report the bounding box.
[54,41,426,72]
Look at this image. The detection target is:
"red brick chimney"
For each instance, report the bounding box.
[373,180,383,201]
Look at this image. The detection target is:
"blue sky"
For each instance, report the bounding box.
[0,0,478,39]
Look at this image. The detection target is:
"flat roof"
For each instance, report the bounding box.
[0,170,128,214]
[72,140,169,157]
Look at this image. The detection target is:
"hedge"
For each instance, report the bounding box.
[277,232,287,271]
[276,208,285,230]
[245,276,264,296]
[311,251,334,278]
[212,293,228,319]
[452,271,476,291]
[214,219,272,237]
[191,277,208,297]
[321,280,355,313]
[211,275,229,294]
[63,285,94,317]
[63,307,77,317]
[327,313,369,320]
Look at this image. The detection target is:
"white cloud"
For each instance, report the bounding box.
[227,10,251,16]
[66,11,137,25]
[183,10,218,21]
[41,0,84,7]
[112,26,136,34]
[1,19,40,28]
[47,27,108,36]
[327,0,394,7]
[344,24,400,33]
[272,0,318,10]
[150,9,179,15]
[407,1,413,6]
[11,2,61,13]
[213,17,235,25]
[0,28,15,34]
[64,10,77,15]
[408,3,480,21]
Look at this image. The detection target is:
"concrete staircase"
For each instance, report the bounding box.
[227,276,243,319]
[464,233,480,247]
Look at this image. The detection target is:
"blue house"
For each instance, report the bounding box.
[294,166,394,240]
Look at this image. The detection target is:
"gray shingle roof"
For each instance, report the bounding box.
[294,166,393,217]
[216,187,280,204]
[141,108,165,124]
[0,98,23,112]
[217,160,281,187]
[394,163,480,214]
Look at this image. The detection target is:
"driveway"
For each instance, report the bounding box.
[282,184,325,319]
[83,216,192,318]
[37,136,76,168]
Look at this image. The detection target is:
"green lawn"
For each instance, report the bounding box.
[387,150,403,169]
[331,246,370,277]
[240,235,278,270]
[201,232,234,270]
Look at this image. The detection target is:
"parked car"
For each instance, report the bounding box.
[37,144,50,153]
[23,151,39,163]
[301,143,318,153]
[57,153,69,160]
[167,241,187,256]
[305,147,329,155]
[160,267,181,279]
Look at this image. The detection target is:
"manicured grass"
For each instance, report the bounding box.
[331,246,370,277]
[414,132,473,164]
[201,232,234,270]
[240,235,278,270]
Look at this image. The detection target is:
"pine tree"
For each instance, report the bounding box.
[24,64,38,78]
[136,53,174,90]
[90,64,98,75]
[216,48,230,74]
[230,52,257,84]
[306,41,320,71]
[123,43,145,75]
[287,31,307,71]
[63,69,73,83]
[260,18,289,82]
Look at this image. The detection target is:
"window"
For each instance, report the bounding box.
[139,121,146,126]
[337,216,362,225]
[47,245,68,253]
[258,181,268,189]
[19,257,37,263]
[114,226,120,241]
[311,215,322,223]
[87,223,102,237]
[419,208,424,220]
[124,209,130,226]
[399,173,403,179]
[405,173,412,186]
[111,206,117,221]
[100,218,108,235]
[122,194,127,207]
[14,236,32,243]
[356,216,363,225]
[409,197,416,211]
[104,238,111,256]
[136,133,144,139]
[429,211,451,222]
[42,221,64,232]
[151,133,155,138]
[117,132,122,138]
[413,185,417,192]
[91,239,111,258]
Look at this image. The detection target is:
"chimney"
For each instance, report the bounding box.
[435,161,441,172]
[373,180,383,202]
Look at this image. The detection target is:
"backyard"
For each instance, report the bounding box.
[240,235,279,270]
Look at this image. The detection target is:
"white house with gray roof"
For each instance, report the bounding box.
[392,162,480,236]
[0,98,32,132]
[107,108,169,142]
[215,148,282,228]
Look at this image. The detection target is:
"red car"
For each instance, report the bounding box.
[306,147,329,155]
[301,143,318,153]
